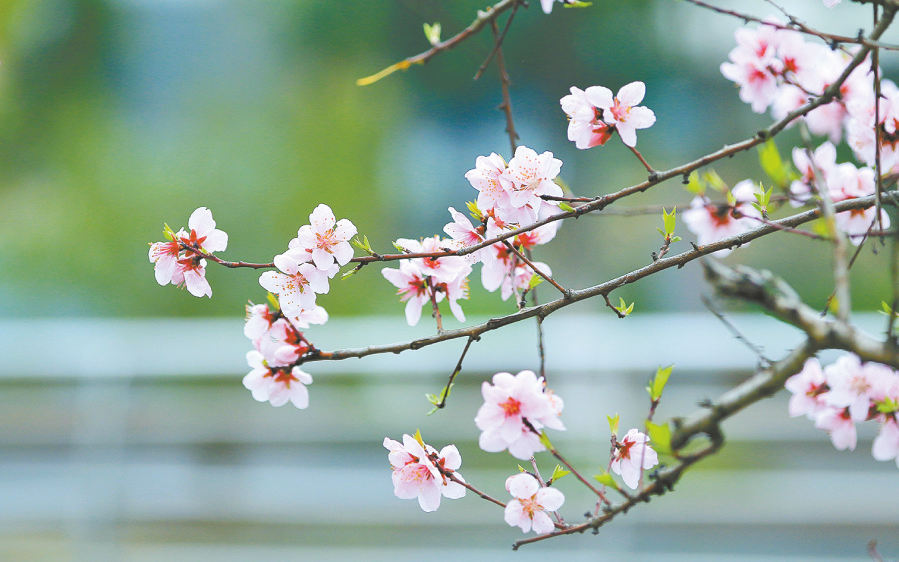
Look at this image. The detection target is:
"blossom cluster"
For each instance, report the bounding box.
[382,146,563,325]
[786,354,899,467]
[721,18,899,174]
[148,207,228,298]
[474,370,565,460]
[560,81,656,149]
[383,433,466,512]
[790,141,891,243]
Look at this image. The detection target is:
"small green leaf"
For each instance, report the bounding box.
[594,471,617,487]
[393,242,406,252]
[551,464,570,481]
[558,202,576,212]
[645,421,672,455]
[875,396,899,414]
[607,413,620,436]
[465,201,484,221]
[517,464,527,473]
[563,0,593,8]
[351,236,367,252]
[163,223,176,241]
[423,22,441,46]
[671,236,682,243]
[413,429,425,449]
[266,292,281,312]
[662,206,677,236]
[528,274,544,290]
[425,393,438,405]
[341,267,360,279]
[685,171,704,195]
[703,170,728,193]
[538,431,553,450]
[648,364,673,402]
[757,140,797,187]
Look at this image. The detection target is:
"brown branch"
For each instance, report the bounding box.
[303,193,898,365]
[356,0,520,86]
[489,16,520,155]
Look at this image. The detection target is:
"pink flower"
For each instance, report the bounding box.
[720,23,784,113]
[814,406,857,450]
[259,254,330,316]
[872,419,899,467]
[560,86,614,149]
[443,206,487,263]
[242,350,313,409]
[610,428,659,489]
[381,260,433,326]
[501,146,563,219]
[293,204,357,271]
[504,473,564,534]
[383,434,466,512]
[585,81,656,147]
[789,142,837,207]
[785,357,829,419]
[475,370,565,460]
[148,207,228,297]
[465,152,511,216]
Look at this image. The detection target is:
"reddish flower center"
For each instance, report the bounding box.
[500,397,522,417]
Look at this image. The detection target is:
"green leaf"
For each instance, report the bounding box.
[517,464,527,473]
[413,429,426,449]
[757,140,797,187]
[528,274,544,290]
[340,267,360,280]
[563,1,593,7]
[538,431,553,450]
[423,22,441,46]
[645,421,672,455]
[551,464,570,481]
[393,242,406,253]
[648,365,673,402]
[163,223,176,241]
[671,236,682,243]
[662,206,677,236]
[594,471,617,488]
[464,200,484,221]
[685,171,704,196]
[703,170,728,193]
[425,393,438,405]
[607,413,620,436]
[879,301,894,316]
[559,202,576,213]
[266,292,281,312]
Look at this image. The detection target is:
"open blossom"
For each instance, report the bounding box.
[475,370,565,459]
[259,253,330,316]
[293,204,357,271]
[382,259,433,326]
[785,357,829,419]
[149,207,228,297]
[610,428,659,489]
[243,350,313,409]
[561,82,654,148]
[443,206,487,263]
[504,473,564,534]
[383,434,465,512]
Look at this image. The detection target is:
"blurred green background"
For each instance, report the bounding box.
[2,1,899,560]
[1,0,896,321]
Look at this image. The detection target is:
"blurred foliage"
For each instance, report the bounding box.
[0,0,894,319]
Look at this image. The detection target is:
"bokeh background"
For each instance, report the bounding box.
[1,0,898,560]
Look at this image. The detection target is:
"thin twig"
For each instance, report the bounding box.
[490,16,519,154]
[474,0,520,81]
[434,335,479,410]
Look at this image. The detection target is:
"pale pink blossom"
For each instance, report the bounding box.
[171,256,213,298]
[148,239,182,286]
[243,350,313,409]
[383,434,466,512]
[443,206,487,263]
[720,23,784,113]
[789,142,837,206]
[475,370,565,459]
[610,428,659,489]
[465,152,511,216]
[259,254,330,316]
[293,204,357,271]
[585,81,656,147]
[504,473,564,534]
[244,303,276,340]
[872,419,899,467]
[560,86,614,149]
[185,207,229,254]
[785,357,829,420]
[814,406,857,450]
[382,260,433,326]
[501,146,564,219]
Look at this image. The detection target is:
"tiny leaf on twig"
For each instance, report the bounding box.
[648,364,674,402]
[645,421,673,455]
[423,22,442,46]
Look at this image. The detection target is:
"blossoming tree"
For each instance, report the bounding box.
[149,0,899,553]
